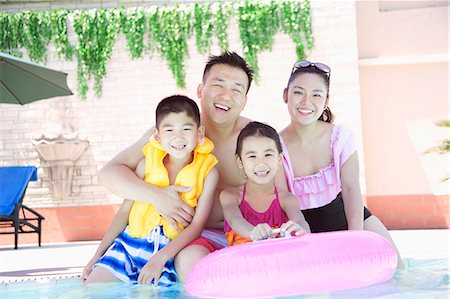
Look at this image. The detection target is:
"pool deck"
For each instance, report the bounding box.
[0,229,449,283]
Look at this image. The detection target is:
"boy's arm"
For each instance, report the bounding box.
[82,199,133,281]
[137,167,219,285]
[98,128,194,229]
[279,191,311,233]
[219,188,255,239]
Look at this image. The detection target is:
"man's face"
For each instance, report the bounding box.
[198,64,249,126]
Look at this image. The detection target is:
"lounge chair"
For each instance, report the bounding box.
[0,166,45,249]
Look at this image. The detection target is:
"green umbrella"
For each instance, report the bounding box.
[0,52,73,105]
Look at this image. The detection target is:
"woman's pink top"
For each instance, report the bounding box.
[224,186,289,233]
[281,125,357,210]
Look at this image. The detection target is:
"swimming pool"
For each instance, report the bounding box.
[1,258,448,298]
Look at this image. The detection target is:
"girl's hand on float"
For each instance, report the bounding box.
[280,220,307,237]
[250,223,274,240]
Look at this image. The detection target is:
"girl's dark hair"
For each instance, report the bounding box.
[287,67,334,123]
[236,121,282,157]
[203,51,254,94]
[156,95,200,128]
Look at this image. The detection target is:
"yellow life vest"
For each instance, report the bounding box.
[127,137,218,239]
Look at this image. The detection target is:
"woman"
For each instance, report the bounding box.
[278,61,403,268]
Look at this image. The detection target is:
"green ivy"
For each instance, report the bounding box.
[120,7,146,59]
[148,5,192,88]
[0,12,24,57]
[237,0,280,81]
[1,0,314,98]
[49,9,74,60]
[21,11,52,62]
[73,9,120,98]
[194,3,213,54]
[212,2,232,53]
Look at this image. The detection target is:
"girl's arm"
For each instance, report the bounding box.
[137,167,219,285]
[98,128,194,230]
[340,152,364,230]
[82,198,133,281]
[220,188,255,239]
[279,191,311,234]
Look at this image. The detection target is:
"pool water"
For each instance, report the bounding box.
[1,258,448,299]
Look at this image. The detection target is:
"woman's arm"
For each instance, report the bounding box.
[98,128,194,230]
[279,191,311,234]
[340,152,364,230]
[137,168,219,285]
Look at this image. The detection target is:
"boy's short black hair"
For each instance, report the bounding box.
[236,121,282,157]
[202,51,253,94]
[156,95,200,128]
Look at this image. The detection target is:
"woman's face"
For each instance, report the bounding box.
[284,73,328,126]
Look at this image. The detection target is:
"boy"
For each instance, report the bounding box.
[82,95,218,286]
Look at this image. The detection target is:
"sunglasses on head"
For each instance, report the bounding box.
[291,60,331,76]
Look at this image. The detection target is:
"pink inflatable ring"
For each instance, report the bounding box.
[185,231,397,298]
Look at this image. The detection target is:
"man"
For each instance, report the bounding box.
[98,52,253,282]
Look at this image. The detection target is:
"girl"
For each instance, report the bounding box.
[279,61,403,268]
[220,121,309,245]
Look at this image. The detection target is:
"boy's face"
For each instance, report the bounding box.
[198,64,248,126]
[154,111,205,160]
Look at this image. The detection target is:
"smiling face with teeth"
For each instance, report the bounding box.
[198,64,249,126]
[237,135,282,185]
[283,73,329,126]
[154,111,204,162]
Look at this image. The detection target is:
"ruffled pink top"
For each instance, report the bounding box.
[281,125,357,210]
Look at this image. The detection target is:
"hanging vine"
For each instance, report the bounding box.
[0,12,24,57]
[148,5,192,88]
[280,0,313,60]
[119,7,146,59]
[237,0,280,81]
[1,0,314,97]
[21,10,52,62]
[212,2,232,53]
[194,3,213,54]
[49,9,74,60]
[73,9,120,98]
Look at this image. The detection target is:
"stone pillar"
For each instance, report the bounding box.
[33,135,89,199]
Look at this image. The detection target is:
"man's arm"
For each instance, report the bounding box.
[137,168,219,285]
[98,128,194,229]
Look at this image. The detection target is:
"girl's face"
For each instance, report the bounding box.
[237,135,282,185]
[283,73,328,126]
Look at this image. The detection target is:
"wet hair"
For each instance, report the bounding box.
[203,51,254,94]
[236,121,282,157]
[155,95,200,128]
[286,66,334,123]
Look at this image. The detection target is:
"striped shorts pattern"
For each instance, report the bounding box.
[94,225,177,287]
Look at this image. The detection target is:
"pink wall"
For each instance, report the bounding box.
[356,1,449,197]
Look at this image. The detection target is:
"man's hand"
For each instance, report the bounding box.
[152,185,194,231]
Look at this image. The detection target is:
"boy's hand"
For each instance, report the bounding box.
[138,253,167,286]
[280,220,307,237]
[250,223,274,240]
[81,258,97,283]
[155,185,194,231]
